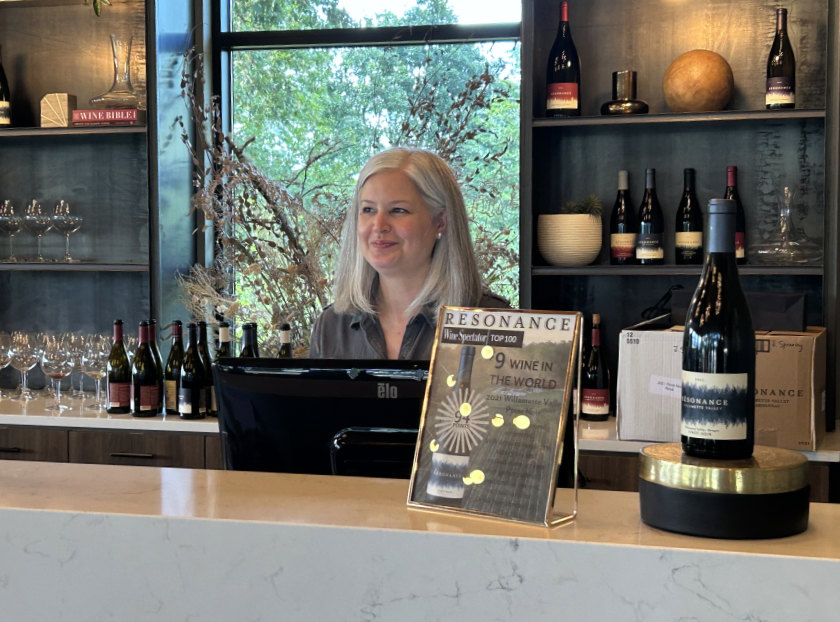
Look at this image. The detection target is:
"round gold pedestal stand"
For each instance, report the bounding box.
[639,443,810,539]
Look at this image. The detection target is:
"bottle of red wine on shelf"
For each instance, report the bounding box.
[197,320,217,417]
[148,319,164,414]
[724,165,747,264]
[545,1,581,117]
[609,169,636,265]
[636,168,664,265]
[106,319,131,414]
[675,168,704,265]
[278,322,293,358]
[681,198,755,460]
[581,314,610,421]
[178,322,207,419]
[766,7,795,109]
[0,45,11,126]
[163,320,183,416]
[131,320,160,417]
[239,322,260,357]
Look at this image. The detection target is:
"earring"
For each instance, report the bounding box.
[437,232,443,240]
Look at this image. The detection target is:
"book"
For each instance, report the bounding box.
[71,108,144,125]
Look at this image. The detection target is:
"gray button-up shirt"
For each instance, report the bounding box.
[309,291,510,360]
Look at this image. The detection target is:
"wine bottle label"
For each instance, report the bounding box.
[610,233,636,259]
[139,385,159,411]
[635,233,664,259]
[546,82,579,110]
[108,382,130,408]
[178,387,192,414]
[675,231,702,249]
[581,388,610,415]
[426,452,469,499]
[0,101,9,125]
[766,77,795,105]
[735,232,746,259]
[165,380,177,410]
[680,370,749,440]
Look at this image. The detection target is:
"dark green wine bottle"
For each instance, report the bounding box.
[131,320,160,417]
[148,318,165,414]
[106,319,131,414]
[216,321,232,360]
[197,321,216,417]
[278,322,292,358]
[178,322,207,419]
[164,320,183,416]
[239,322,260,357]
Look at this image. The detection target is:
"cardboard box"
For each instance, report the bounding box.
[616,325,827,451]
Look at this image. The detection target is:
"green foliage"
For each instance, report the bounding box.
[559,195,603,216]
[180,0,521,352]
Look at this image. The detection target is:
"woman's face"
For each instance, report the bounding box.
[357,169,444,282]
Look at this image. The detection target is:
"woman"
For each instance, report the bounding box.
[310,147,509,359]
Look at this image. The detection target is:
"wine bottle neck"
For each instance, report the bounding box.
[776,8,787,33]
[706,200,737,254]
[113,322,124,343]
[560,1,569,23]
[591,326,601,347]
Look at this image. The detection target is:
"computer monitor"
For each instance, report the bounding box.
[213,358,429,475]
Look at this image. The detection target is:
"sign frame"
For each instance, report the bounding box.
[407,307,581,527]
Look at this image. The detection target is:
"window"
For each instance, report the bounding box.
[210,0,521,348]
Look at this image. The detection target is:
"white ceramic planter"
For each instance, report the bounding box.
[537,213,602,267]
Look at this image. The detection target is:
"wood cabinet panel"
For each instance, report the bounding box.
[68,429,205,468]
[0,426,68,462]
[578,452,639,493]
[204,434,225,470]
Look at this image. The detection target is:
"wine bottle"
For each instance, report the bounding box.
[131,320,160,417]
[545,1,581,117]
[581,314,610,421]
[681,198,755,460]
[426,345,477,499]
[106,319,131,414]
[674,168,704,265]
[636,168,664,265]
[178,322,207,419]
[216,321,232,359]
[0,45,10,126]
[239,322,260,357]
[148,318,165,414]
[197,321,217,417]
[278,322,292,358]
[609,169,636,265]
[724,165,747,264]
[766,8,795,109]
[163,320,183,416]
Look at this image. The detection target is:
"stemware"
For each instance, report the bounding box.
[64,332,88,398]
[0,200,22,262]
[0,331,11,399]
[52,200,84,263]
[8,331,43,401]
[81,334,110,410]
[23,200,52,263]
[753,186,823,265]
[42,334,74,412]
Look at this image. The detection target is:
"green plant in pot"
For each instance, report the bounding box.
[537,195,603,266]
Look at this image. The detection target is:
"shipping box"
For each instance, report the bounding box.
[616,326,827,451]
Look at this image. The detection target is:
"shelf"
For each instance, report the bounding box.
[0,126,147,139]
[0,262,149,272]
[532,109,826,129]
[532,265,824,277]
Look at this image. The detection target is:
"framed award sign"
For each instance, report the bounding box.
[407,307,581,527]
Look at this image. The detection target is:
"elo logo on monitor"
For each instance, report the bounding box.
[377,382,398,399]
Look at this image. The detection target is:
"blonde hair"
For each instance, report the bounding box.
[333,147,483,317]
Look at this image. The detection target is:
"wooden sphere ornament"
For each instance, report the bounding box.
[662,50,734,112]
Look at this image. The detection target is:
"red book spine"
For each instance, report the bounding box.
[72,108,138,124]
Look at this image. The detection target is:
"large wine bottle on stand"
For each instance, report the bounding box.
[681,198,755,459]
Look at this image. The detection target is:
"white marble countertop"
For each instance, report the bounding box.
[0,461,837,621]
[0,394,219,433]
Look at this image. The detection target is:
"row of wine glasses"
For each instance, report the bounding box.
[0,200,84,263]
[0,331,111,411]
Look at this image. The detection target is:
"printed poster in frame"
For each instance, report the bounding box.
[407,307,581,527]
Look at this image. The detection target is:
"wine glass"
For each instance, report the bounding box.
[0,331,11,399]
[42,334,74,412]
[24,200,52,263]
[81,334,110,410]
[0,200,22,262]
[753,185,823,265]
[64,332,88,398]
[52,200,84,263]
[8,331,42,401]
